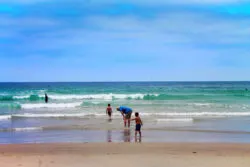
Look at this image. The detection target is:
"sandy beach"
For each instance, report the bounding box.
[0,143,250,167]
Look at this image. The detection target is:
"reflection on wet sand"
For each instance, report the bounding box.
[135,136,142,143]
[107,130,112,142]
[106,129,142,143]
[123,129,131,142]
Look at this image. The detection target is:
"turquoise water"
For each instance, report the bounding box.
[0,82,250,143]
[1,82,250,114]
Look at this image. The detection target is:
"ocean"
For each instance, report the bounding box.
[1,82,250,143]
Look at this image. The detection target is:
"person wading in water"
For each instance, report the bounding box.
[45,93,48,103]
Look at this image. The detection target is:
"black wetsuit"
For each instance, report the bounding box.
[45,94,48,103]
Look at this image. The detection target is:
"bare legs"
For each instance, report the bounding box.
[124,118,131,127]
[135,131,142,143]
[135,131,141,138]
[124,119,127,127]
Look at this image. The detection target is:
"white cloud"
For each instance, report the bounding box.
[1,3,250,81]
[4,10,248,60]
[1,0,250,81]
[84,12,250,46]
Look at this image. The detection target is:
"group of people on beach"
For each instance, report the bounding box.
[44,93,142,137]
[106,104,143,137]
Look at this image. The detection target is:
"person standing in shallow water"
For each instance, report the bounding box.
[130,112,143,138]
[106,104,113,120]
[117,106,133,128]
[45,93,48,103]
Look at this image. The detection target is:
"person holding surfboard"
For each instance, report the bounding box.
[117,106,133,128]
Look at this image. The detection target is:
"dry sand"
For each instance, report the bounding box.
[0,143,250,167]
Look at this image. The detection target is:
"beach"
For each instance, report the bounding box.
[0,143,250,167]
[1,82,250,166]
[2,0,250,163]
[1,82,250,144]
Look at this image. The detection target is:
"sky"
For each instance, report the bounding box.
[0,0,250,81]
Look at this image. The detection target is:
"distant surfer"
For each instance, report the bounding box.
[45,93,48,103]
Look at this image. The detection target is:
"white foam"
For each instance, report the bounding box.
[14,93,158,100]
[191,103,212,106]
[0,115,11,120]
[157,118,193,122]
[14,127,43,132]
[142,112,250,117]
[48,93,148,100]
[11,112,250,119]
[12,112,124,118]
[21,102,82,109]
[13,113,88,118]
[13,95,30,99]
[91,102,101,104]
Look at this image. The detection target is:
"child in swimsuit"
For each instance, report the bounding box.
[131,112,143,137]
[106,104,112,119]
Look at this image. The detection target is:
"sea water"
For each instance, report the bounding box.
[1,82,250,143]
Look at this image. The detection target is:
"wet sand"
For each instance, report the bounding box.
[0,143,250,167]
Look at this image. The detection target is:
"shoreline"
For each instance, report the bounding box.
[1,129,250,144]
[0,143,250,167]
[1,142,250,154]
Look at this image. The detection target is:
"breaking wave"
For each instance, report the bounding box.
[1,93,152,101]
[156,118,194,122]
[21,102,82,109]
[1,92,250,102]
[5,112,250,120]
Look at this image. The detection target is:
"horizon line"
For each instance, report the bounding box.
[1,81,250,83]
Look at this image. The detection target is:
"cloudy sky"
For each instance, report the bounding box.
[0,0,249,81]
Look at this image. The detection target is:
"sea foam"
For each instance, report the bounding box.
[21,102,82,109]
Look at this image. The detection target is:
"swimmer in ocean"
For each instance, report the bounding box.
[45,93,48,103]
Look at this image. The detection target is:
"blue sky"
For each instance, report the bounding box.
[0,0,250,81]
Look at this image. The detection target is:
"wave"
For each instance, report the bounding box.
[1,92,250,102]
[0,103,21,109]
[8,112,250,119]
[2,93,152,101]
[11,93,206,101]
[47,93,148,100]
[141,112,250,117]
[0,95,44,101]
[8,93,221,101]
[0,127,43,132]
[21,102,82,109]
[14,127,43,132]
[13,95,44,101]
[0,115,12,120]
[0,93,214,102]
[13,113,90,118]
[156,118,193,122]
[0,111,249,122]
[0,95,14,101]
[142,94,215,100]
